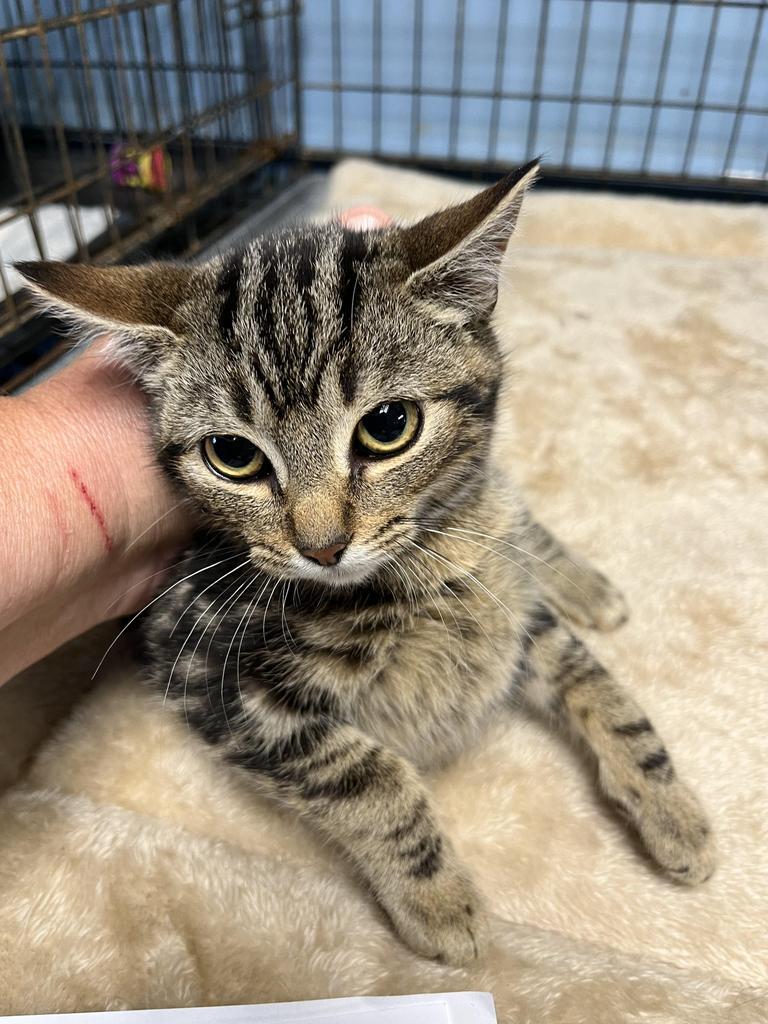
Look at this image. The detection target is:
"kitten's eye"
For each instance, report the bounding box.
[355,400,421,457]
[202,434,266,480]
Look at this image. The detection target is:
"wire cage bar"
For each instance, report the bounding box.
[0,0,298,368]
[300,0,768,195]
[1,0,767,388]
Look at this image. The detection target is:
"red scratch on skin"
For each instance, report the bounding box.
[68,467,114,553]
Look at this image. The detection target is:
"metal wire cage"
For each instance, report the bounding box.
[0,0,298,377]
[301,0,768,194]
[1,0,767,388]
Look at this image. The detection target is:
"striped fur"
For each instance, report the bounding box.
[18,165,715,965]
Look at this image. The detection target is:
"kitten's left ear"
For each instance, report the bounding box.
[396,158,540,323]
[15,260,196,377]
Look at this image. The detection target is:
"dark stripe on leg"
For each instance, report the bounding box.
[511,603,559,690]
[227,718,334,778]
[638,749,673,775]
[404,835,443,879]
[614,718,653,737]
[385,797,429,843]
[301,747,385,801]
[527,602,559,639]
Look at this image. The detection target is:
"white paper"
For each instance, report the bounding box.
[0,992,496,1024]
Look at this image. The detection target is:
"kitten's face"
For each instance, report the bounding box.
[154,225,502,587]
[18,162,537,589]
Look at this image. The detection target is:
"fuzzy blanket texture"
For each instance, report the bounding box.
[0,160,766,1022]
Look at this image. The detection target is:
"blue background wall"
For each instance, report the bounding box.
[301,0,768,180]
[3,0,767,182]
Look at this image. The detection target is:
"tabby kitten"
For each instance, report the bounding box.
[19,161,715,965]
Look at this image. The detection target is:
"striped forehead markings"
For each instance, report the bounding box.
[216,228,380,417]
[338,228,373,342]
[335,229,376,404]
[216,254,242,345]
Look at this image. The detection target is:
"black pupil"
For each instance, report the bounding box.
[362,402,407,444]
[210,435,257,468]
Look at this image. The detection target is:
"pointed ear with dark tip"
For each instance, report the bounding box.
[396,159,540,323]
[15,260,196,376]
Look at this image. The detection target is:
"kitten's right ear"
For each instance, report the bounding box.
[395,160,539,323]
[15,260,195,378]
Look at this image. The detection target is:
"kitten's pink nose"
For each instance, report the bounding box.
[300,542,348,567]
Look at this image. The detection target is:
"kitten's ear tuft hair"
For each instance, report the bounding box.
[396,158,540,322]
[15,260,195,378]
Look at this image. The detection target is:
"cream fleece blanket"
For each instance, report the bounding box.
[1,160,766,1022]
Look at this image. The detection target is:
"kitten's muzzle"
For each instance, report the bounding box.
[299,540,348,567]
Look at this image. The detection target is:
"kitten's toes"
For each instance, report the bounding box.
[418,904,486,967]
[588,583,630,632]
[384,864,486,966]
[548,574,629,632]
[635,782,716,886]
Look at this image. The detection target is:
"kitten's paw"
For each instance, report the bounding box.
[549,571,629,632]
[587,582,630,632]
[385,864,486,966]
[634,782,716,886]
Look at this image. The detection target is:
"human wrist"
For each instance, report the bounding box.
[2,344,187,631]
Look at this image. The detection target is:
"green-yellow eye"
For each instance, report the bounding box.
[202,434,266,480]
[355,400,421,457]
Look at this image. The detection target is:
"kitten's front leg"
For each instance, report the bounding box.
[520,516,629,631]
[229,718,485,966]
[515,608,716,883]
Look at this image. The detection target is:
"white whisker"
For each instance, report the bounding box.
[176,565,254,729]
[104,549,197,615]
[280,579,297,652]
[194,571,259,735]
[123,497,191,552]
[406,538,540,658]
[161,557,253,709]
[235,575,275,710]
[405,547,499,659]
[261,577,283,648]
[91,552,246,679]
[219,573,263,741]
[437,523,592,599]
[169,556,251,637]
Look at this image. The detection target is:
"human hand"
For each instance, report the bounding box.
[0,340,190,684]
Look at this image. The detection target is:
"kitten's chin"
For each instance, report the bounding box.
[283,548,382,589]
[305,564,376,589]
